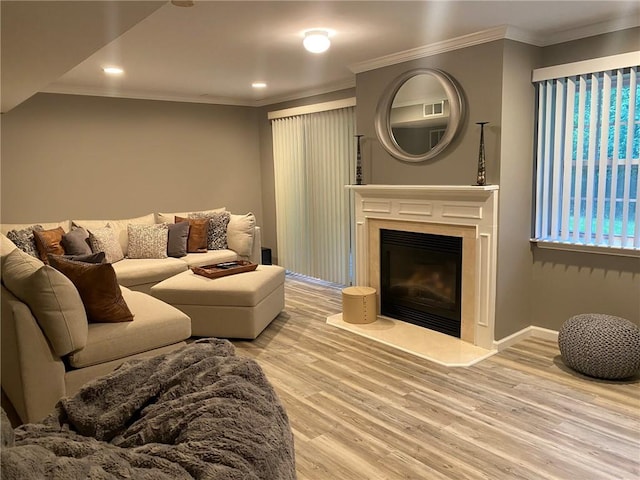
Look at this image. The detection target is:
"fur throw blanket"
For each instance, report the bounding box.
[1,338,296,479]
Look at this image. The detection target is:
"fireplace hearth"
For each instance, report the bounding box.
[380,229,462,337]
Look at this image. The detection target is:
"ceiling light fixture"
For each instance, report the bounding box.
[303,29,332,54]
[252,82,267,89]
[103,66,124,75]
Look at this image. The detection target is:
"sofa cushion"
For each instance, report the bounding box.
[175,216,209,253]
[68,287,191,368]
[111,258,188,287]
[0,234,17,260]
[227,212,256,257]
[48,255,134,324]
[88,225,124,264]
[180,249,238,267]
[190,211,230,250]
[33,227,66,262]
[1,248,88,356]
[167,221,189,258]
[127,224,168,259]
[151,265,285,307]
[6,225,44,258]
[61,227,92,256]
[73,214,155,256]
[155,207,225,224]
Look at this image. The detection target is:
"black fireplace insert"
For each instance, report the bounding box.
[380,229,462,338]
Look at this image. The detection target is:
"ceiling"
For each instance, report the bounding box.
[2,1,639,112]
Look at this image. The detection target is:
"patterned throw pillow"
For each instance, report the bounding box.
[6,225,44,258]
[189,211,230,250]
[127,224,169,259]
[88,225,124,264]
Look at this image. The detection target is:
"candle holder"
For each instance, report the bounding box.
[355,134,364,185]
[475,122,489,186]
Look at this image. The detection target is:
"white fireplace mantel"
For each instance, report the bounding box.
[346,184,499,350]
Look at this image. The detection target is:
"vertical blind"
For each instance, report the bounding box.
[271,106,355,284]
[533,59,639,250]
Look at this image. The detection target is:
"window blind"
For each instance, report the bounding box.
[271,106,355,284]
[533,60,639,251]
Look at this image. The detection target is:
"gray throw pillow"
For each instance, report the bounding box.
[61,227,92,256]
[6,225,44,258]
[59,252,106,264]
[167,221,189,258]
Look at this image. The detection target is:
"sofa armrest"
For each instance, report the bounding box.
[250,226,262,264]
[1,286,66,423]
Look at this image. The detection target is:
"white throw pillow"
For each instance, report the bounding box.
[127,224,169,259]
[1,248,88,356]
[88,225,124,263]
[155,207,226,225]
[74,214,155,256]
[227,212,256,258]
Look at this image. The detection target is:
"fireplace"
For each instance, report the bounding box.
[380,229,462,337]
[346,184,499,349]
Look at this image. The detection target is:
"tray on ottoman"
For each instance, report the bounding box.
[191,260,258,279]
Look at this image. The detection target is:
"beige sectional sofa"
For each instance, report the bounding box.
[0,208,262,423]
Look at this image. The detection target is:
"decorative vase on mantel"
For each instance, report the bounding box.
[355,134,364,185]
[475,122,489,186]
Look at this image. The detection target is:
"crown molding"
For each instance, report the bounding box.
[539,15,640,46]
[40,84,257,106]
[41,78,356,108]
[253,78,356,108]
[349,26,518,74]
[349,18,639,74]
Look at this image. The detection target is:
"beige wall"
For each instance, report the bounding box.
[355,40,504,186]
[1,93,263,224]
[539,27,639,67]
[530,27,640,328]
[494,40,540,339]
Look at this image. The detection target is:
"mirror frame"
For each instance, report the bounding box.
[374,68,464,163]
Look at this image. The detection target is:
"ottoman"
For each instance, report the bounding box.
[558,313,640,380]
[151,265,285,339]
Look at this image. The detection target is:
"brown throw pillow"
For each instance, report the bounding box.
[175,216,208,253]
[47,255,134,323]
[33,227,66,263]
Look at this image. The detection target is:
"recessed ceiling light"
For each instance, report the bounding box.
[252,82,267,89]
[303,29,333,54]
[103,67,124,75]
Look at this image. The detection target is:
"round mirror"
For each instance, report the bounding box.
[375,68,464,162]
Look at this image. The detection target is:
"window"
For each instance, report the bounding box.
[532,53,639,253]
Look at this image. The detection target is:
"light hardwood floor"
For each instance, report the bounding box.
[232,273,640,480]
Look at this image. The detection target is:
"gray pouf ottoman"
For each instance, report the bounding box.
[558,313,640,380]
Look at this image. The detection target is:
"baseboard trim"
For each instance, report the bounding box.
[493,326,559,351]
